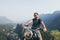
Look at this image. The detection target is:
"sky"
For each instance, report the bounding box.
[0,0,60,23]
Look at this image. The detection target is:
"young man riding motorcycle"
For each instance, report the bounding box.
[24,12,47,40]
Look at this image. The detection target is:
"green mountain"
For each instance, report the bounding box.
[40,11,60,31]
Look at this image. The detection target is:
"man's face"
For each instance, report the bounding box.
[34,14,39,18]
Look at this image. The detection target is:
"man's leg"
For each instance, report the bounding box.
[36,30,43,40]
[39,35,43,40]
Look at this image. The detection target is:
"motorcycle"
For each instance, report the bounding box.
[23,27,40,40]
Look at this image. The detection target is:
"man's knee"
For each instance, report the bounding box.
[38,35,43,40]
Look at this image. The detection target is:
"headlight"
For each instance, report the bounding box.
[23,29,33,39]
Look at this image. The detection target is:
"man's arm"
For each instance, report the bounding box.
[41,20,47,32]
[25,19,33,27]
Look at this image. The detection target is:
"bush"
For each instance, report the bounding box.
[50,30,60,40]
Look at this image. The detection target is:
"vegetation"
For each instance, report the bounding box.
[0,24,16,40]
[50,30,60,40]
[0,24,60,40]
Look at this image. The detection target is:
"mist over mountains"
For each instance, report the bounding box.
[0,16,17,24]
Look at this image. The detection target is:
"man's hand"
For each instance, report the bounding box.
[24,26,28,29]
[43,28,47,32]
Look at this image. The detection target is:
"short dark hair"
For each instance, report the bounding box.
[34,12,39,15]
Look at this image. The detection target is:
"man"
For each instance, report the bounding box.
[25,12,47,40]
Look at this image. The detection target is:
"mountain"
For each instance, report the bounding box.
[40,11,60,31]
[0,16,17,33]
[0,16,15,24]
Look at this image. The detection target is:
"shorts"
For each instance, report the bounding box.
[35,29,42,38]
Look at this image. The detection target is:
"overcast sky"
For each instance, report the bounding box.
[0,0,60,22]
